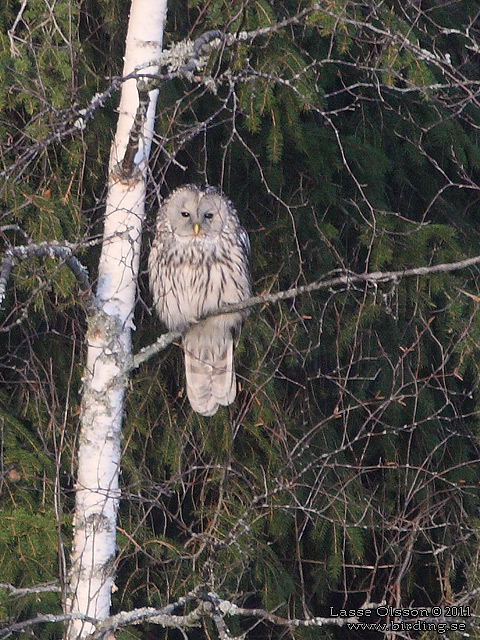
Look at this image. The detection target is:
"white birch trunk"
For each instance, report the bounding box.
[66,2,167,638]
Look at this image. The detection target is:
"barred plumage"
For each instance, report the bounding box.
[148,184,251,416]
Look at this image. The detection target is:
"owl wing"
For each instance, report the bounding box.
[238,226,250,257]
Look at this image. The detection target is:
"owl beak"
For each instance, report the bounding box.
[193,223,200,236]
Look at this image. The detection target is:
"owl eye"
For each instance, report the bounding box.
[181,211,190,218]
[204,212,214,220]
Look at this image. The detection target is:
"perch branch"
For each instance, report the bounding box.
[132,253,480,370]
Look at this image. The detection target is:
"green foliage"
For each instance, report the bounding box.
[0,395,53,487]
[0,393,67,638]
[2,0,480,638]
[0,508,60,584]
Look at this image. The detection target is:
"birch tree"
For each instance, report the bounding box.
[65,2,167,638]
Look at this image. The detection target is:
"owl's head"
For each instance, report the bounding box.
[163,184,232,241]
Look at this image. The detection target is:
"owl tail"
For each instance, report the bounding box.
[183,327,236,416]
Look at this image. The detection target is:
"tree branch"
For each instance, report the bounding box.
[3,2,478,186]
[0,613,96,639]
[199,590,359,629]
[133,254,480,371]
[0,582,61,596]
[1,584,475,638]
[0,242,95,311]
[93,600,208,639]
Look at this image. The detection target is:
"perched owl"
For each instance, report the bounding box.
[148,184,251,416]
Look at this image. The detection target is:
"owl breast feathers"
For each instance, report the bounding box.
[148,184,251,416]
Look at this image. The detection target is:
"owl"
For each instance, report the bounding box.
[148,184,251,416]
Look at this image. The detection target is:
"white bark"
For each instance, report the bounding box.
[66,2,167,638]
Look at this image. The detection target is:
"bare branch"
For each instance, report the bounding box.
[0,241,94,311]
[200,590,359,629]
[0,613,96,639]
[133,254,480,370]
[7,0,28,57]
[93,601,208,638]
[3,2,478,189]
[0,582,61,596]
